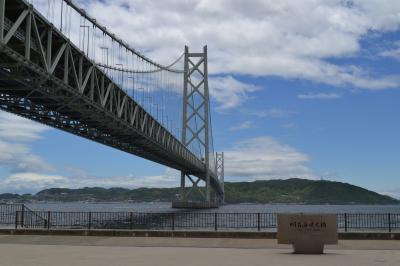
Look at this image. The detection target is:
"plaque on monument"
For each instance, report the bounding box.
[277,213,338,254]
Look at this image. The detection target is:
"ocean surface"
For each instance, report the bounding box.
[26,202,400,213]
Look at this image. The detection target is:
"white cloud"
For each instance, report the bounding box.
[380,190,400,200]
[224,136,315,180]
[242,108,293,118]
[298,92,342,100]
[68,174,178,189]
[0,143,54,173]
[281,123,296,129]
[3,0,400,194]
[0,112,49,142]
[381,48,400,60]
[0,172,67,192]
[230,121,253,131]
[7,172,65,182]
[0,168,180,193]
[57,0,400,91]
[0,172,67,193]
[380,41,400,61]
[0,112,53,173]
[209,76,260,110]
[64,167,180,189]
[26,0,400,112]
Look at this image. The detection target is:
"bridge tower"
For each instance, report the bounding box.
[172,45,219,208]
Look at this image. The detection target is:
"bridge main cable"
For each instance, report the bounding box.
[63,0,184,73]
[96,52,185,74]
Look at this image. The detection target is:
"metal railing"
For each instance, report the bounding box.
[0,204,48,228]
[1,207,399,232]
[0,204,24,225]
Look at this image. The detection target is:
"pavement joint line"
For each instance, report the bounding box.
[0,235,400,251]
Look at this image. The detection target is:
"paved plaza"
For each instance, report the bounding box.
[0,235,399,266]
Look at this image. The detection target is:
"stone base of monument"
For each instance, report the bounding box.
[277,214,338,254]
[292,240,324,254]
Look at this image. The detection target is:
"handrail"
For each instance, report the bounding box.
[3,208,398,232]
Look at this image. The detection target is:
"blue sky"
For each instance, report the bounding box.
[1,0,400,198]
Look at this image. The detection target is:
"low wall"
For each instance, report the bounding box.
[0,229,399,240]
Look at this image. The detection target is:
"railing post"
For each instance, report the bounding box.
[47,211,51,230]
[130,212,133,230]
[257,213,261,231]
[388,213,391,233]
[88,212,92,230]
[172,213,175,231]
[345,213,348,232]
[214,213,217,231]
[44,213,47,229]
[21,204,25,228]
[15,211,19,229]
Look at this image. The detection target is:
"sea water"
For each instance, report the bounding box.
[26,202,400,213]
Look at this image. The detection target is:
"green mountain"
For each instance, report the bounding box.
[224,179,398,204]
[0,178,398,204]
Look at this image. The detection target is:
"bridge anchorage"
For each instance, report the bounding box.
[0,0,224,208]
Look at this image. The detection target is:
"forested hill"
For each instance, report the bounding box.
[0,178,398,204]
[223,179,398,204]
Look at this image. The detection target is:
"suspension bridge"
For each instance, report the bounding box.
[0,0,224,207]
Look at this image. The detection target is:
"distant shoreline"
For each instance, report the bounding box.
[1,178,398,205]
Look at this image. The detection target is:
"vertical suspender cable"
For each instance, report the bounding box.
[60,0,64,32]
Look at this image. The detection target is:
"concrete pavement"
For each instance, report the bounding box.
[0,235,399,266]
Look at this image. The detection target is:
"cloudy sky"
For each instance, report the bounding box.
[1,0,400,198]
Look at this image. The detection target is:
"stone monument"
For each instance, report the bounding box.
[277,213,338,254]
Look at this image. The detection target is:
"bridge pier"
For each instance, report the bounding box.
[173,172,219,209]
